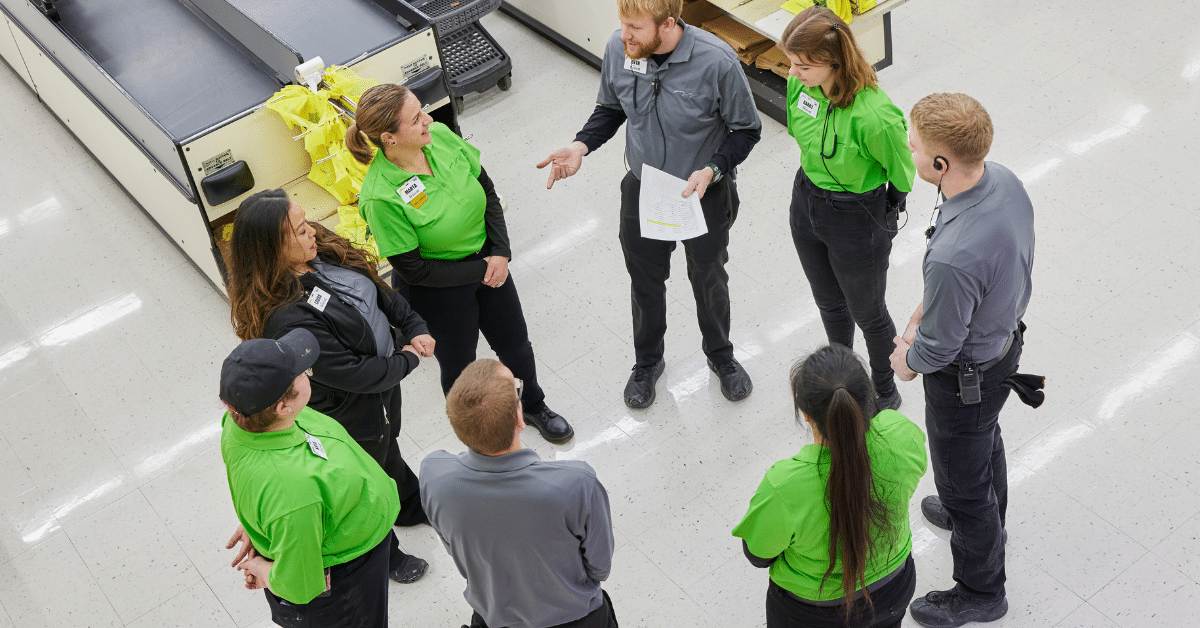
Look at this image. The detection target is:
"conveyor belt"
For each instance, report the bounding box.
[54,0,282,140]
[227,0,413,66]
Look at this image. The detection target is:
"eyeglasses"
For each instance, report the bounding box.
[514,377,523,403]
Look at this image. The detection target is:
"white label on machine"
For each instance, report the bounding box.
[624,58,648,74]
[202,150,235,176]
[401,56,432,82]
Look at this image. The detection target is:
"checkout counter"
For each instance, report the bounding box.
[0,0,456,293]
[500,0,908,124]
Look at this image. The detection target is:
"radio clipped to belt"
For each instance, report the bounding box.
[957,360,981,405]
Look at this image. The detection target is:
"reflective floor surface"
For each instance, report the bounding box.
[2,0,1200,626]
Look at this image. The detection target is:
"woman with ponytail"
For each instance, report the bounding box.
[733,344,926,627]
[780,7,916,413]
[345,85,573,444]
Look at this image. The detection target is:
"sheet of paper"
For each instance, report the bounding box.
[638,164,708,241]
[755,9,795,40]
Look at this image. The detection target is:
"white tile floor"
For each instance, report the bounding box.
[1,0,1199,625]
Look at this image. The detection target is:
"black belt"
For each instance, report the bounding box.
[801,172,884,202]
[938,331,1015,376]
[780,558,906,607]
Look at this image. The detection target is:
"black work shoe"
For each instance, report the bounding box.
[878,387,903,411]
[524,406,574,444]
[922,495,1007,543]
[389,554,428,584]
[909,589,1008,628]
[708,358,753,401]
[624,361,665,409]
[922,495,952,530]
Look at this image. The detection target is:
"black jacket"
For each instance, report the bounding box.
[262,260,429,444]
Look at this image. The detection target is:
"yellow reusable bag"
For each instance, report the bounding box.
[852,0,877,13]
[334,205,380,258]
[322,65,378,105]
[782,0,853,23]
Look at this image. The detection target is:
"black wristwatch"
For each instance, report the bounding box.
[705,162,723,184]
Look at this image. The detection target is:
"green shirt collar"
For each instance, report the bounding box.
[369,143,436,185]
[223,412,306,450]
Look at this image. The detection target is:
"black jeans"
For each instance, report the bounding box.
[765,555,916,628]
[619,171,738,367]
[789,168,897,396]
[469,589,618,628]
[407,276,546,413]
[264,531,392,628]
[924,330,1024,601]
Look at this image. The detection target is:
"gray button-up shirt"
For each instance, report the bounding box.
[596,21,761,180]
[420,448,614,628]
[907,162,1034,373]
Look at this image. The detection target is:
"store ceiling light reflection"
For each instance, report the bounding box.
[1068,104,1150,154]
[36,292,142,347]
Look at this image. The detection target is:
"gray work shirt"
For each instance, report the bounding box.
[310,261,394,357]
[907,162,1034,373]
[420,448,614,628]
[596,21,761,180]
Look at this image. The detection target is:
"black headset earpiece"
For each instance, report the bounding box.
[933,156,947,171]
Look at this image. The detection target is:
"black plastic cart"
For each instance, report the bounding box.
[406,0,512,113]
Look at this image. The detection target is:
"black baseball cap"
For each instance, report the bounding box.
[220,329,320,416]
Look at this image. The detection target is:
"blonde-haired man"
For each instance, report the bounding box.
[890,93,1035,628]
[421,360,616,628]
[539,0,762,408]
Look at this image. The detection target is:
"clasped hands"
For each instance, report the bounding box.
[889,305,923,382]
[227,525,271,591]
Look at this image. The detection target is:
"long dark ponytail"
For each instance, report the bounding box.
[790,344,892,620]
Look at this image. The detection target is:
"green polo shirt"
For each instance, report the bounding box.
[732,410,927,601]
[221,407,400,604]
[358,122,486,259]
[787,77,916,195]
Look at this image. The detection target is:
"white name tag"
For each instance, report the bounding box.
[305,433,328,460]
[398,176,428,208]
[307,286,330,312]
[797,92,821,118]
[624,57,648,74]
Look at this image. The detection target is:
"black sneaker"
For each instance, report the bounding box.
[909,589,1008,628]
[389,554,428,584]
[707,358,753,401]
[878,387,903,411]
[624,361,665,408]
[922,495,1007,544]
[523,406,574,444]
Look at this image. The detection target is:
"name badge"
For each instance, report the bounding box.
[624,57,648,74]
[307,286,330,312]
[306,433,328,460]
[797,92,821,118]
[398,176,429,209]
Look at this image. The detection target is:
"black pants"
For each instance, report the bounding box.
[924,330,1024,601]
[356,408,424,571]
[618,171,738,367]
[265,531,392,628]
[765,555,916,628]
[789,168,897,397]
[408,275,546,413]
[469,589,618,628]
